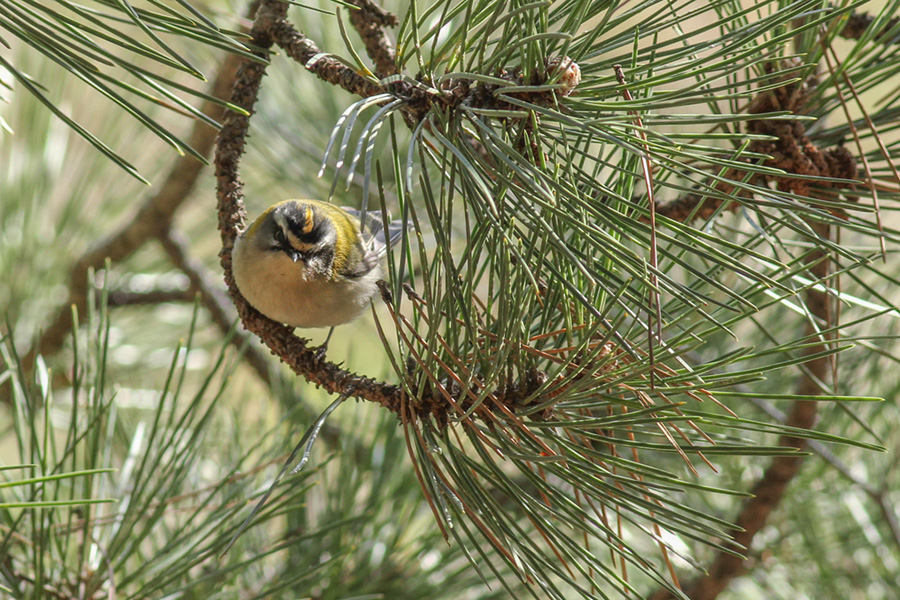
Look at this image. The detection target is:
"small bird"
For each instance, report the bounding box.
[232,199,404,329]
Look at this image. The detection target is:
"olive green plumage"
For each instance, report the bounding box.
[233,199,398,328]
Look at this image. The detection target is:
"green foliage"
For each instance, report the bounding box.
[320,0,900,596]
[2,0,900,598]
[0,293,508,598]
[0,0,255,180]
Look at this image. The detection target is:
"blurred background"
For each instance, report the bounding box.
[2,0,900,598]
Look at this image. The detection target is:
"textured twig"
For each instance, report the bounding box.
[347,0,399,76]
[652,60,858,225]
[269,18,386,98]
[213,1,581,417]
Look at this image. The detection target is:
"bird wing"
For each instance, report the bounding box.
[342,207,407,257]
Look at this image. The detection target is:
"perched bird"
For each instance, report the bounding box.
[232,199,404,328]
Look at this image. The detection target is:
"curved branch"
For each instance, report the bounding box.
[269,18,386,98]
[212,1,575,416]
[214,0,403,412]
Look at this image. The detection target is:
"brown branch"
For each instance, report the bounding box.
[646,57,860,600]
[212,1,582,417]
[268,18,386,98]
[653,189,739,224]
[750,396,900,553]
[347,0,399,77]
[214,0,403,413]
[27,21,250,366]
[107,287,193,307]
[652,60,858,226]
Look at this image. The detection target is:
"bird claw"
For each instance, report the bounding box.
[312,327,336,362]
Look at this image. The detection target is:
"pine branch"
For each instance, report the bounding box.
[268,17,386,98]
[214,0,404,411]
[650,204,837,600]
[209,1,894,596]
[106,287,193,307]
[214,0,585,416]
[0,0,257,180]
[7,0,896,597]
[654,61,859,225]
[749,396,900,553]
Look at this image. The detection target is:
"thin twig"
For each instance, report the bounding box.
[107,288,193,307]
[819,29,886,256]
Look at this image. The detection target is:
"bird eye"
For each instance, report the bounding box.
[274,228,287,246]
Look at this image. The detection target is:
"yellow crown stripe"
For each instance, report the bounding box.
[302,207,315,234]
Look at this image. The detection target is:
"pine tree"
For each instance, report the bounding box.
[1,0,899,598]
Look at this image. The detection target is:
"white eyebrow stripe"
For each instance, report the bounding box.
[273,211,289,233]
